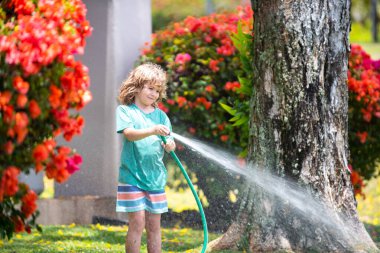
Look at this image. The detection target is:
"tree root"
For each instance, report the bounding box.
[207,222,244,251]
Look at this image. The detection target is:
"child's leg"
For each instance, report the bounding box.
[145,211,162,253]
[126,210,145,253]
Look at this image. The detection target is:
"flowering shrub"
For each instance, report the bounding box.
[139,6,253,225]
[140,6,380,198]
[348,44,380,195]
[0,0,92,238]
[140,6,253,150]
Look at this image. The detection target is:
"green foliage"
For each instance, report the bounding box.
[219,21,254,156]
[140,6,253,149]
[139,8,254,224]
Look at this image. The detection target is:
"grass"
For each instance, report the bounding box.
[357,171,380,226]
[0,224,239,253]
[357,42,380,59]
[350,22,378,43]
[350,21,380,59]
[0,223,378,252]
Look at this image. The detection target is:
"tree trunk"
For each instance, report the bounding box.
[371,0,378,42]
[208,0,379,252]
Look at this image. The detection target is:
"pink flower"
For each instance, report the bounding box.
[66,154,82,174]
[175,53,192,65]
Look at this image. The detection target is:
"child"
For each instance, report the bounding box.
[116,63,176,253]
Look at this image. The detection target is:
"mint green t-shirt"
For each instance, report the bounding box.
[116,104,173,191]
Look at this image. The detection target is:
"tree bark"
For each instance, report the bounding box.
[371,0,378,42]
[208,0,379,252]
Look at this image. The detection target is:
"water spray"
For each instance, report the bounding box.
[160,134,208,253]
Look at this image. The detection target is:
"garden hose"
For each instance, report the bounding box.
[160,135,208,253]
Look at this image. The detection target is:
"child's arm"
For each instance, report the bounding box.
[123,124,170,141]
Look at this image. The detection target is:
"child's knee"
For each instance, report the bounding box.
[129,214,145,233]
[146,221,161,233]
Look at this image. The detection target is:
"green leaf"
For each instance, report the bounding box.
[219,102,236,116]
[229,115,241,122]
[232,116,248,126]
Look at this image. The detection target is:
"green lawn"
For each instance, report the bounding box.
[357,42,380,59]
[1,223,378,252]
[350,21,380,59]
[0,224,239,253]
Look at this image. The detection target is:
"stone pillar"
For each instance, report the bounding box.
[55,0,152,197]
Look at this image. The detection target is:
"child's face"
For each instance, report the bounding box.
[135,84,161,106]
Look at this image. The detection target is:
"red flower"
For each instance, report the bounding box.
[166,99,175,105]
[55,168,70,183]
[45,164,57,180]
[220,135,229,142]
[3,141,15,155]
[158,102,169,113]
[9,0,35,15]
[32,144,49,162]
[209,59,220,72]
[195,97,212,110]
[177,96,187,107]
[49,85,63,109]
[43,139,56,152]
[356,131,368,144]
[35,162,44,173]
[0,166,20,200]
[217,123,225,131]
[205,85,214,93]
[13,76,29,94]
[188,127,196,134]
[16,94,28,108]
[29,100,41,119]
[350,169,365,197]
[0,91,12,108]
[224,81,241,91]
[14,112,29,144]
[3,105,15,124]
[21,190,38,218]
[12,216,25,233]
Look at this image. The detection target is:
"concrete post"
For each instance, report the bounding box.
[55,0,152,197]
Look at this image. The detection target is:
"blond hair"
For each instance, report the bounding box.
[118,63,167,106]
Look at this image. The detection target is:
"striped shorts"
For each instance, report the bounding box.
[116,183,168,214]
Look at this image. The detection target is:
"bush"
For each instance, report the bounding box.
[141,6,252,150]
[348,44,380,194]
[139,6,252,227]
[140,6,380,199]
[0,0,92,239]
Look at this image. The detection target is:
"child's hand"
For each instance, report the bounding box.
[163,139,176,153]
[152,124,170,136]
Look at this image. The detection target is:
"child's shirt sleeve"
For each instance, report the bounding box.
[116,105,134,133]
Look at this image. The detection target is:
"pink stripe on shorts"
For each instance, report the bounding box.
[116,183,168,214]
